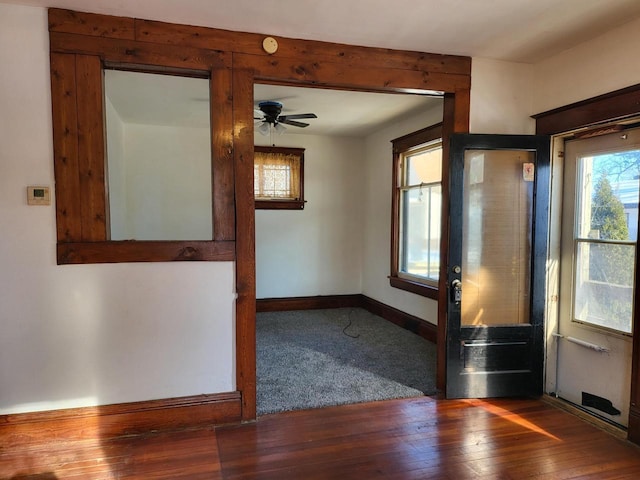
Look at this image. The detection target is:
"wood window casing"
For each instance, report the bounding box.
[390,123,443,300]
[48,8,472,421]
[254,146,305,210]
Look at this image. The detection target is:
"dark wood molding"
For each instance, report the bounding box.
[233,68,257,422]
[0,392,241,447]
[255,199,306,210]
[390,122,443,301]
[391,122,443,153]
[48,7,472,423]
[57,240,235,264]
[533,83,640,135]
[360,295,438,344]
[389,276,439,300]
[437,93,463,391]
[257,294,362,312]
[257,294,437,344]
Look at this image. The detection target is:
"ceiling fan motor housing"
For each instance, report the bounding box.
[258,101,283,123]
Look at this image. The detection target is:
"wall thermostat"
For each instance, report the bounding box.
[27,186,51,205]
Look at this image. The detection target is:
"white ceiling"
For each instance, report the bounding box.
[105,70,441,137]
[15,0,640,136]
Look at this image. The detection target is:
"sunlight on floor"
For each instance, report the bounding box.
[463,399,562,441]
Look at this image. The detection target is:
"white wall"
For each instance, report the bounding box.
[533,16,640,114]
[470,57,535,134]
[105,97,127,237]
[361,104,443,323]
[0,3,235,415]
[114,123,212,240]
[255,134,364,298]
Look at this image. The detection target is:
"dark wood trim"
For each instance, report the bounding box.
[257,294,437,344]
[47,7,472,424]
[533,83,640,135]
[233,68,257,422]
[534,83,640,446]
[0,391,241,447]
[57,240,235,264]
[390,123,443,299]
[389,276,438,300]
[255,199,306,210]
[211,68,236,241]
[49,8,135,39]
[50,52,81,242]
[235,53,470,94]
[134,18,472,75]
[392,122,443,153]
[75,54,107,241]
[257,294,362,312]
[437,93,465,390]
[360,295,438,344]
[50,32,231,71]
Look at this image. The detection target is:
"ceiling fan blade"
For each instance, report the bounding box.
[279,113,317,120]
[280,119,310,128]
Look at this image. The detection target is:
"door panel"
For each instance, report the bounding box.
[447,134,550,399]
[555,127,640,427]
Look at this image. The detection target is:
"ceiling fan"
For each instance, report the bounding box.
[254,100,317,135]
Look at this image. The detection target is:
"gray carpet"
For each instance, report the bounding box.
[257,307,437,415]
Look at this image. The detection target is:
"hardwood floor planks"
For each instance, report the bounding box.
[3,396,640,479]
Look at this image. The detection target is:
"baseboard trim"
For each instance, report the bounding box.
[1,391,242,446]
[257,294,437,344]
[542,394,627,440]
[257,294,362,312]
[360,295,438,344]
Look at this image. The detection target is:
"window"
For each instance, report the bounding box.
[572,150,639,334]
[254,146,305,209]
[390,124,443,298]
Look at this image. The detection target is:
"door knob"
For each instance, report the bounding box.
[451,279,462,303]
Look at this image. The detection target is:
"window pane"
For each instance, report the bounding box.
[406,146,442,185]
[254,150,301,200]
[574,241,635,333]
[400,185,441,281]
[577,151,640,241]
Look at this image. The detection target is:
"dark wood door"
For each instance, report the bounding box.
[446,134,550,398]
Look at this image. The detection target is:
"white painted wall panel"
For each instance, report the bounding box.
[0,4,235,415]
[361,105,443,324]
[255,134,364,298]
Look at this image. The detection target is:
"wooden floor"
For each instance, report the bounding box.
[3,396,640,479]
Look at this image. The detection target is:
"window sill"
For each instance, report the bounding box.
[389,276,438,300]
[255,199,305,210]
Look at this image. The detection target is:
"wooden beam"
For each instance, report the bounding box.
[233,68,257,421]
[234,53,470,94]
[57,241,235,264]
[75,54,107,241]
[50,52,81,242]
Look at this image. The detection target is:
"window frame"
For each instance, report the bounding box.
[390,123,443,299]
[254,146,305,210]
[49,34,235,264]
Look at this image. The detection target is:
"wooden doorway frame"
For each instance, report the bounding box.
[46,8,472,422]
[533,84,640,444]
